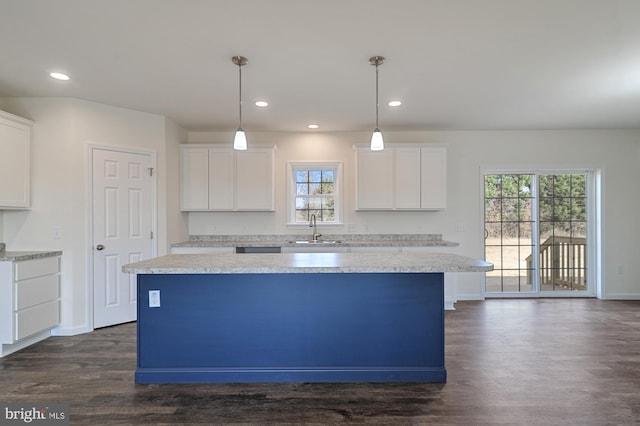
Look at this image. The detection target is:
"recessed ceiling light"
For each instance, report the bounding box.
[49,72,70,81]
[307,124,319,129]
[255,101,269,107]
[388,100,402,107]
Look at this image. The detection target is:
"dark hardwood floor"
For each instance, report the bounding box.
[1,299,639,425]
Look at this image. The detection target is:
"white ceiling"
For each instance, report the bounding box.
[1,0,639,132]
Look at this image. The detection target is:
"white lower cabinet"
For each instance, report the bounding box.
[1,256,61,357]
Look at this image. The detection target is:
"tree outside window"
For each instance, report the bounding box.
[289,163,341,224]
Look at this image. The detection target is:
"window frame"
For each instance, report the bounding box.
[287,161,343,226]
[481,167,599,298]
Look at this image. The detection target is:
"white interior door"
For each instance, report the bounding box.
[92,147,154,328]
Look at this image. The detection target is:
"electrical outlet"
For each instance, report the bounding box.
[347,224,356,233]
[455,223,465,232]
[53,226,62,239]
[148,290,161,307]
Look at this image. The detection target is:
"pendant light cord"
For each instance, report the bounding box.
[238,63,243,129]
[375,62,379,129]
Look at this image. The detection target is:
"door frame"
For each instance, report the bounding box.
[86,143,157,331]
[480,167,601,299]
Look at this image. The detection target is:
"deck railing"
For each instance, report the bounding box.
[526,236,587,291]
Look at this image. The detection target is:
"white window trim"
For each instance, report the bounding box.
[287,161,343,226]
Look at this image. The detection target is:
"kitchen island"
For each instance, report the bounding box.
[123,252,492,384]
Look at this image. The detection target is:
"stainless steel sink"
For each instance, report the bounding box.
[288,240,342,244]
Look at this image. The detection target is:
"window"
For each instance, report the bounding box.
[288,162,342,224]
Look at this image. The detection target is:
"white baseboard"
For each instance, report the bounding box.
[601,294,640,300]
[51,324,92,336]
[1,330,51,358]
[455,294,486,301]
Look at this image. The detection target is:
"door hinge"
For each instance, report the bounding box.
[148,167,154,177]
[150,231,154,240]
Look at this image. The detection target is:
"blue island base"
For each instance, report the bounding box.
[136,273,446,384]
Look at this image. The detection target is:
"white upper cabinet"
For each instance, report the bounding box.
[355,145,446,210]
[208,149,234,210]
[180,146,209,210]
[420,147,447,209]
[395,147,422,209]
[0,111,32,209]
[235,149,274,210]
[180,144,275,211]
[355,148,394,209]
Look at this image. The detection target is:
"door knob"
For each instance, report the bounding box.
[96,244,105,251]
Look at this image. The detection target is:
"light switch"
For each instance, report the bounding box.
[148,290,161,307]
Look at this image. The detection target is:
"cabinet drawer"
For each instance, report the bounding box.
[15,299,60,340]
[14,257,59,281]
[15,274,60,310]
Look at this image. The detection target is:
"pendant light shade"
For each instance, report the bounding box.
[369,56,385,151]
[232,56,248,150]
[233,128,247,150]
[370,128,384,151]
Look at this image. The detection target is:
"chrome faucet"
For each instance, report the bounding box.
[309,214,321,241]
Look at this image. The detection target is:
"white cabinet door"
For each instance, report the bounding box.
[355,148,393,209]
[395,147,421,209]
[180,146,209,210]
[420,148,447,209]
[355,145,446,210]
[181,145,275,211]
[0,111,32,209]
[208,149,234,210]
[236,148,274,211]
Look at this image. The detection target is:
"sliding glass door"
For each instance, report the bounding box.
[484,172,593,296]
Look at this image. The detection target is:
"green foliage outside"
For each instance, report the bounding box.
[485,174,586,239]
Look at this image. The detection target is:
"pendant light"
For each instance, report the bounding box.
[232,56,248,150]
[369,56,385,151]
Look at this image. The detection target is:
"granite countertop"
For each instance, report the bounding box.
[0,250,62,262]
[123,252,492,274]
[172,234,459,249]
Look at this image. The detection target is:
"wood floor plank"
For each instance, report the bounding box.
[1,299,639,425]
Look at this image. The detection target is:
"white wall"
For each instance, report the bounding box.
[0,97,187,334]
[164,118,189,252]
[186,129,640,300]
